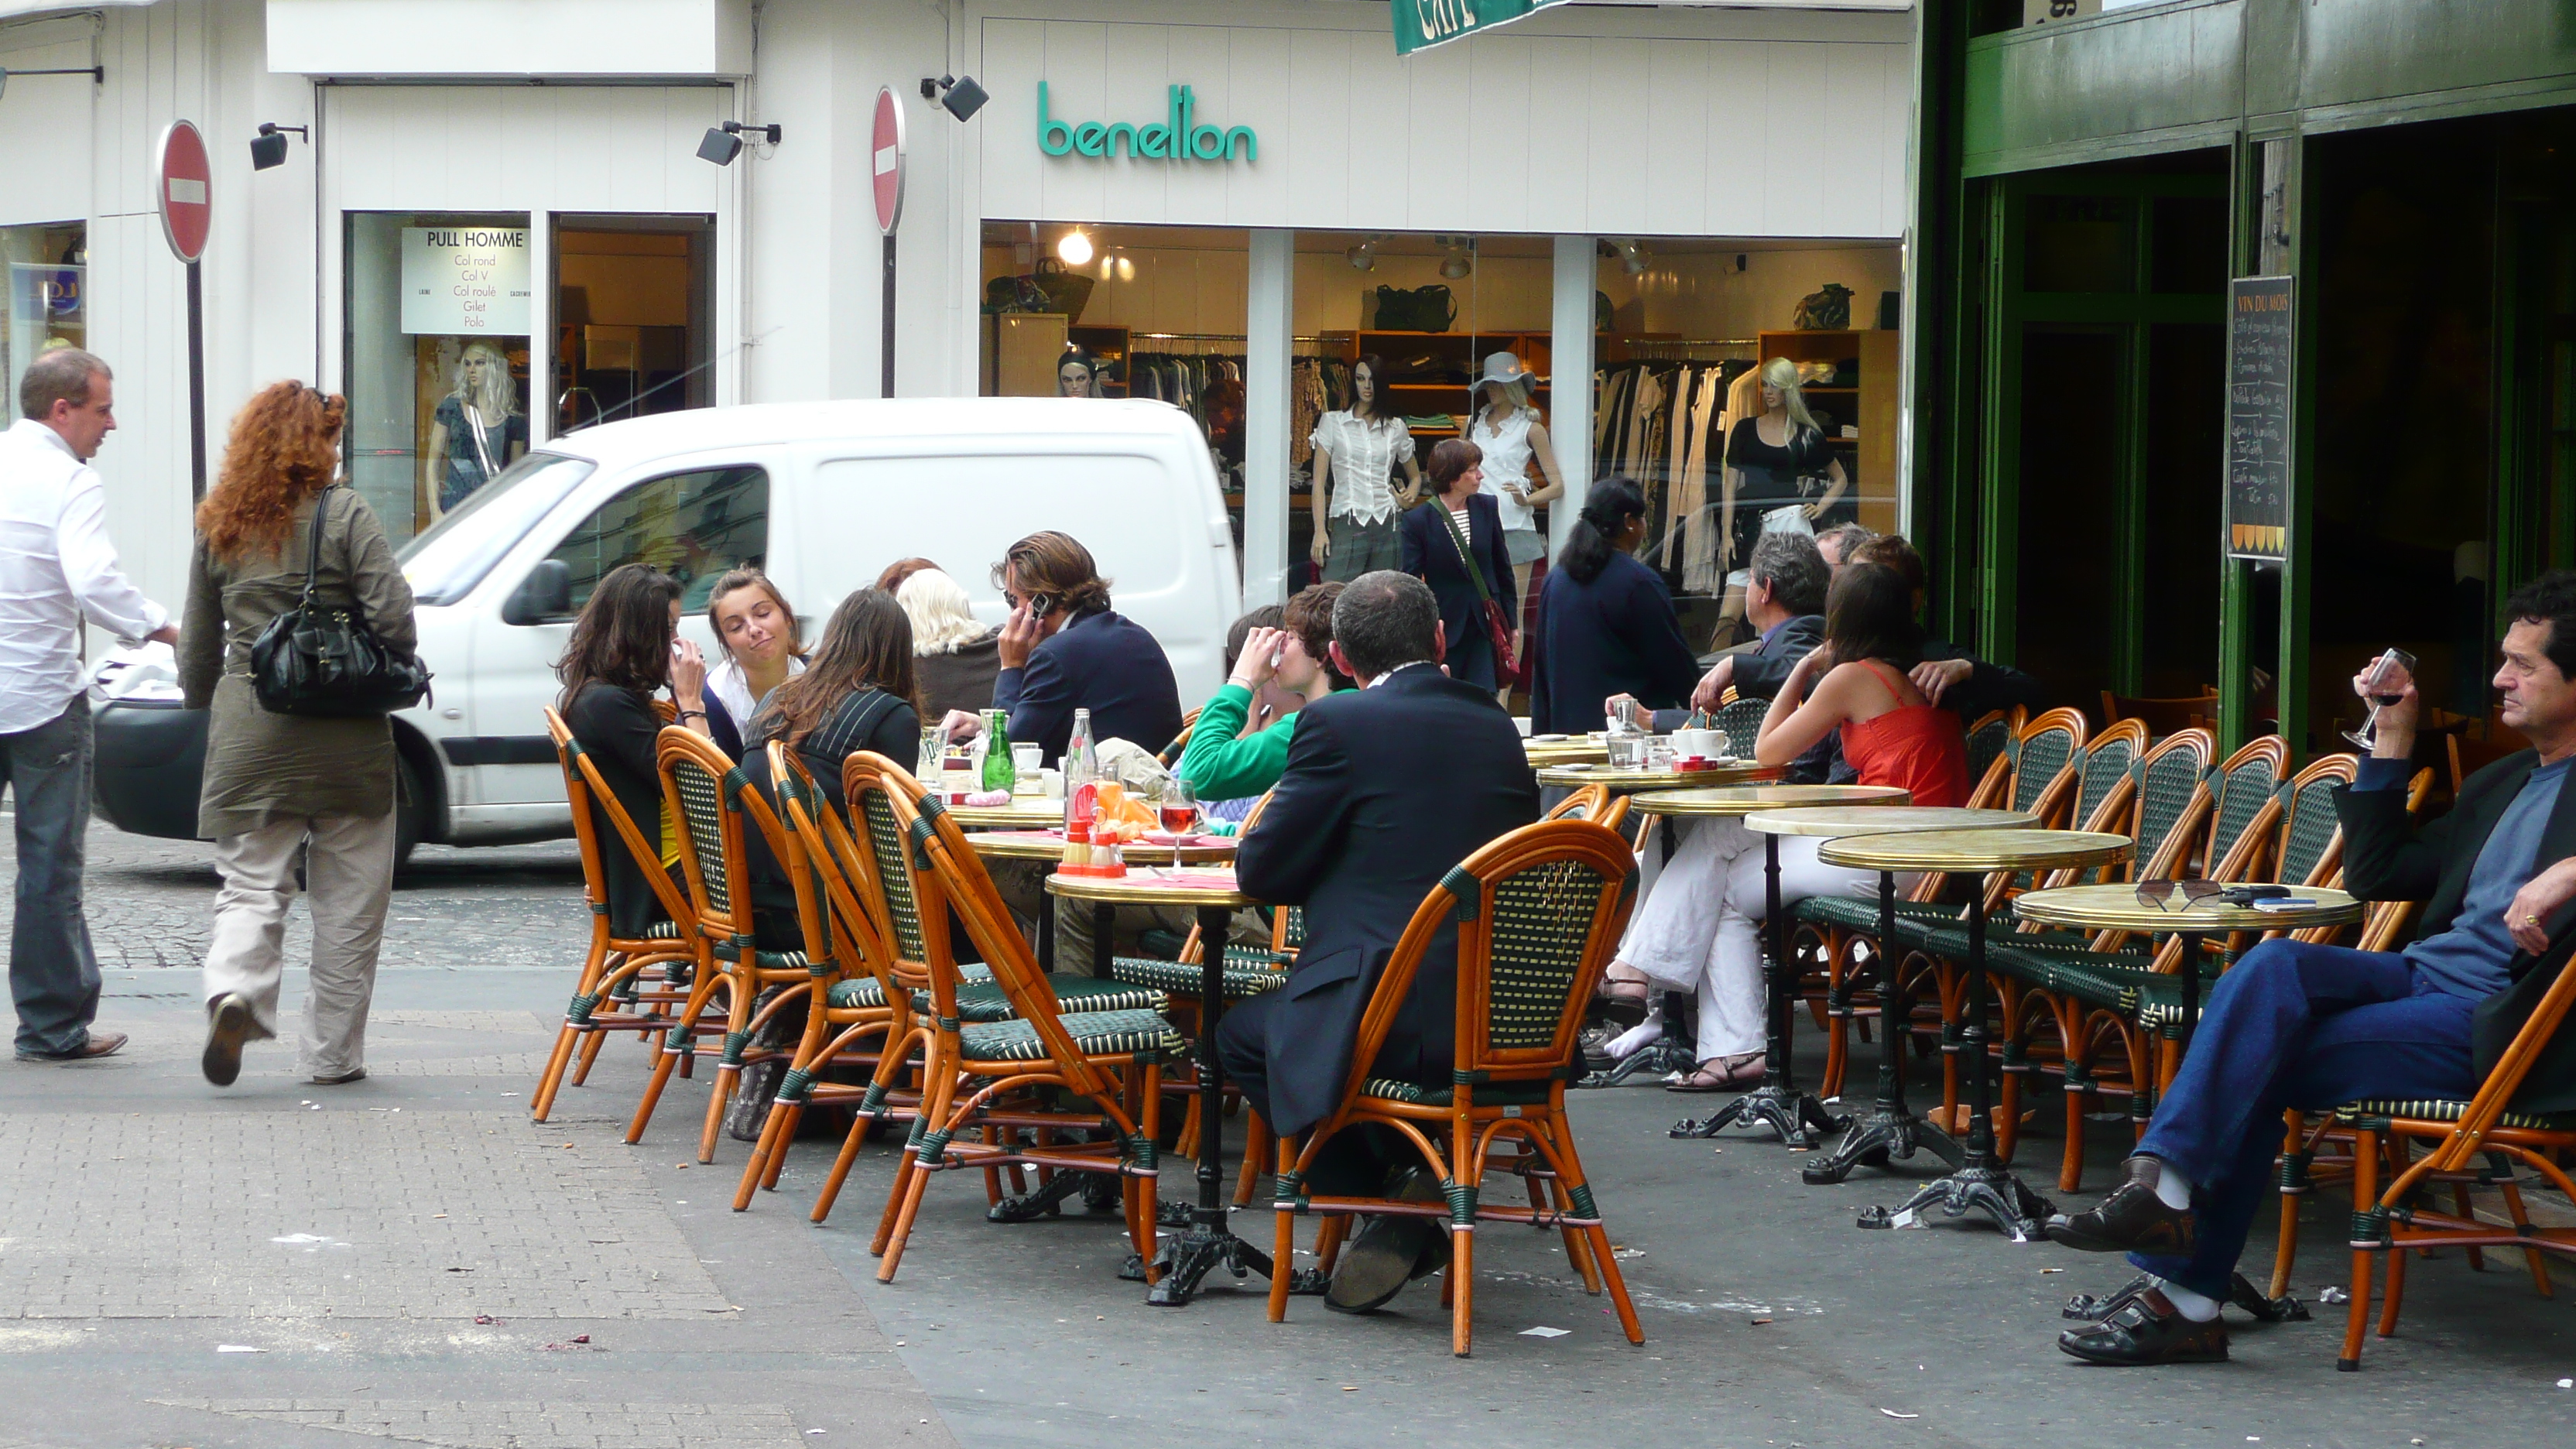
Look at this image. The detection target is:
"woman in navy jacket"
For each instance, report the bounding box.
[1400,438,1518,694]
[1527,476,1703,735]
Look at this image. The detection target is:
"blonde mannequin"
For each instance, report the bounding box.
[1714,357,1847,644]
[421,341,526,524]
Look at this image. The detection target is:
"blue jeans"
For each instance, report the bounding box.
[4,695,101,1055]
[2129,939,2476,1299]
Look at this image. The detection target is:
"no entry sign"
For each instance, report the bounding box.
[873,87,906,236]
[157,119,212,262]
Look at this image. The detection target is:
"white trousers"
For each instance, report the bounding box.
[1616,818,1886,1061]
[200,812,395,1078]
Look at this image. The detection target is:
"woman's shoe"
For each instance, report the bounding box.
[1664,1053,1763,1092]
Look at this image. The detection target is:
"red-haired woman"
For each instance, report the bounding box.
[181,382,418,1089]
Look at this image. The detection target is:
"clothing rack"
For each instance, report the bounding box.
[1621,337,1759,359]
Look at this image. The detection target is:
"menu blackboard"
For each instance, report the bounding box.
[2226,276,2293,560]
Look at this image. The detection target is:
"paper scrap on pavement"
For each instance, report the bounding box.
[216,1345,264,1353]
[1880,1410,1920,1420]
[1519,1326,1570,1338]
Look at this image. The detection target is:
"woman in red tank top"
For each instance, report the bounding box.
[1753,563,1969,806]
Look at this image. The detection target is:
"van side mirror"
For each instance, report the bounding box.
[502,559,573,625]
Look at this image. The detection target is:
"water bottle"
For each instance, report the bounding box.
[1063,708,1098,831]
[981,708,1016,793]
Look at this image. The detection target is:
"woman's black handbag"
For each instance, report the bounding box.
[249,487,433,718]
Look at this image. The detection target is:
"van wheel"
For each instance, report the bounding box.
[394,754,426,871]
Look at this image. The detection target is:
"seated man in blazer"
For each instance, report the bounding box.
[2044,570,2576,1366]
[945,529,1183,767]
[1217,569,1541,1315]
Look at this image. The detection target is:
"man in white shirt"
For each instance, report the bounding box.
[1,348,176,1061]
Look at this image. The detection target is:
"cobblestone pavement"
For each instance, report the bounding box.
[3,822,2576,1448]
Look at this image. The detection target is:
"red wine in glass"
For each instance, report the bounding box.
[1160,805,1197,834]
[2343,647,2419,750]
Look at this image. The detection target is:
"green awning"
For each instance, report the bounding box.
[1392,0,1573,57]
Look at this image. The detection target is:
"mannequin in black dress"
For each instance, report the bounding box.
[1716,356,1847,644]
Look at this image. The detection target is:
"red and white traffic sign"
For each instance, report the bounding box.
[872,87,906,236]
[157,120,212,263]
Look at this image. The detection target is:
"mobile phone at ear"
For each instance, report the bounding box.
[1027,594,1058,618]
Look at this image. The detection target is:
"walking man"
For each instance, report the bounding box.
[1,348,177,1062]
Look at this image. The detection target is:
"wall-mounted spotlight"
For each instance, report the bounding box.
[1439,238,1473,281]
[1345,238,1376,272]
[249,122,309,171]
[697,119,783,166]
[1057,228,1094,267]
[1614,238,1649,276]
[920,74,988,122]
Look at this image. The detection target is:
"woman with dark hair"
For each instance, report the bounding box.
[1526,476,1700,735]
[1399,437,1516,694]
[184,381,419,1088]
[752,588,923,807]
[1308,354,1423,582]
[702,568,804,759]
[1178,583,1350,806]
[1598,562,1966,1092]
[557,564,713,946]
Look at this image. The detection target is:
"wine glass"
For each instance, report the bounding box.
[1158,779,1202,839]
[2342,647,2419,750]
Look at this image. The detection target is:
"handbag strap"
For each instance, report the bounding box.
[1434,501,1497,608]
[295,485,337,610]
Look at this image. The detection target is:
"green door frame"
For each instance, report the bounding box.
[1972,170,2227,697]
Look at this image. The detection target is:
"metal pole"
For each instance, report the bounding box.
[186,259,207,501]
[882,229,897,399]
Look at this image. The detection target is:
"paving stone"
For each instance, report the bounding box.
[153,1399,804,1449]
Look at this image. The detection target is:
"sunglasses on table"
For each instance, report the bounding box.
[2134,879,2225,913]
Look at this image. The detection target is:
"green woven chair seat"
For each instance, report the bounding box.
[958,1009,1184,1063]
[714,943,809,970]
[1794,896,1960,937]
[1359,1077,1557,1108]
[1110,954,1286,1002]
[628,920,685,941]
[944,973,1164,1023]
[2329,1098,2576,1133]
[1920,925,2153,976]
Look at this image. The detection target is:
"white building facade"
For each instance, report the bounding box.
[0,0,1915,619]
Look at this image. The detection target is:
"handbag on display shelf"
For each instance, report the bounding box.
[1793,283,1855,331]
[1435,505,1523,687]
[249,487,433,718]
[1369,283,1457,333]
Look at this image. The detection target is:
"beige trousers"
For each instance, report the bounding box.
[200,811,395,1078]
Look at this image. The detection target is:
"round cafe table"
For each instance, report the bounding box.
[1534,759,1777,793]
[939,794,1067,831]
[1810,827,2130,1242]
[1740,807,2043,1187]
[1524,734,1610,768]
[964,830,1238,865]
[2009,882,2362,1049]
[1607,784,1908,1125]
[1045,867,1320,1308]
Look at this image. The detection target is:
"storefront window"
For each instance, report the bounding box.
[0,222,85,424]
[346,212,535,546]
[1595,238,1903,647]
[553,214,713,433]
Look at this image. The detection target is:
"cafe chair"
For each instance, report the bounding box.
[731,745,909,1211]
[1265,818,1646,1358]
[530,707,702,1122]
[634,729,838,1165]
[869,768,1179,1284]
[2100,687,2220,738]
[2329,923,2576,1370]
[1714,695,1769,759]
[1156,705,1204,767]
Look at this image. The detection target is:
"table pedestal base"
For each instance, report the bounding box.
[1858,1163,2057,1242]
[1577,989,1695,1088]
[987,1167,1125,1223]
[1670,1084,1847,1145]
[1800,1105,1965,1184]
[1146,1208,1331,1306]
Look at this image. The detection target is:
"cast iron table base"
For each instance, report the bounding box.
[1804,868,1961,1183]
[1672,833,1848,1145]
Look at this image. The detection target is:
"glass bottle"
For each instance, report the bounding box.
[1063,707,1098,832]
[981,708,1016,793]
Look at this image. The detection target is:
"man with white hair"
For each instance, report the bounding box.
[0,348,176,1062]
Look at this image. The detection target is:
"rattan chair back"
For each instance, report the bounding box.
[547,707,694,934]
[841,752,951,1006]
[1714,696,1769,759]
[769,745,897,999]
[2198,735,2290,879]
[657,728,764,949]
[1543,783,1611,823]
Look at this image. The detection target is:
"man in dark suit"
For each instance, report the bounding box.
[947,530,1182,766]
[2045,571,2576,1365]
[1218,570,1541,1314]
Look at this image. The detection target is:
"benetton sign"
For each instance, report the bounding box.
[1037,83,1255,163]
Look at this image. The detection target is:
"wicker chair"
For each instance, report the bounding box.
[1157,704,1205,767]
[530,707,701,1122]
[2330,927,2576,1369]
[868,767,1180,1283]
[1264,819,1646,1357]
[1713,695,1769,759]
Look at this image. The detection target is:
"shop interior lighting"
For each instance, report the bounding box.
[696,120,782,166]
[1439,240,1473,280]
[1099,251,1134,283]
[920,74,989,123]
[1057,229,1094,267]
[1615,238,1649,276]
[248,122,309,171]
[1345,238,1376,272]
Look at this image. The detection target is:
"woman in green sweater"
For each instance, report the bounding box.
[1179,582,1350,803]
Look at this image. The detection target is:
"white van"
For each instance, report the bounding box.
[365,397,1235,854]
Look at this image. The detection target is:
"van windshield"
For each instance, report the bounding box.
[398,451,595,605]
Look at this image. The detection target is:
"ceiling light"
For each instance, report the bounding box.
[1115,255,1135,282]
[1617,239,1649,276]
[1346,239,1376,272]
[1057,229,1094,266]
[1440,245,1471,280]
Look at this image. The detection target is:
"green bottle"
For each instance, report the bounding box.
[981,708,1016,793]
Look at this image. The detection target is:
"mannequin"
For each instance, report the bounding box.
[1307,353,1423,582]
[1714,356,1846,645]
[1465,351,1567,627]
[1057,347,1099,397]
[421,341,527,523]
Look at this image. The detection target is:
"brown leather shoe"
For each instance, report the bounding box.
[15,1029,126,1063]
[2057,1286,2229,1365]
[2044,1156,2196,1255]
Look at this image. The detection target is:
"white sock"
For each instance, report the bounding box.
[2152,1276,2221,1322]
[2149,1160,2194,1211]
[1605,1005,1665,1060]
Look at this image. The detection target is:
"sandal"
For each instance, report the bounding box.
[1665,1053,1764,1093]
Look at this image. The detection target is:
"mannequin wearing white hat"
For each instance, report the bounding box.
[1466,351,1566,692]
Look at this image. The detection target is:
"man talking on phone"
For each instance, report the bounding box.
[942,531,1180,768]
[2040,570,2576,1365]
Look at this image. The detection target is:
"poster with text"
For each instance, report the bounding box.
[399,226,533,336]
[2225,275,2293,560]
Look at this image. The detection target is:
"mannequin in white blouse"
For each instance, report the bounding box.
[1307,356,1424,582]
